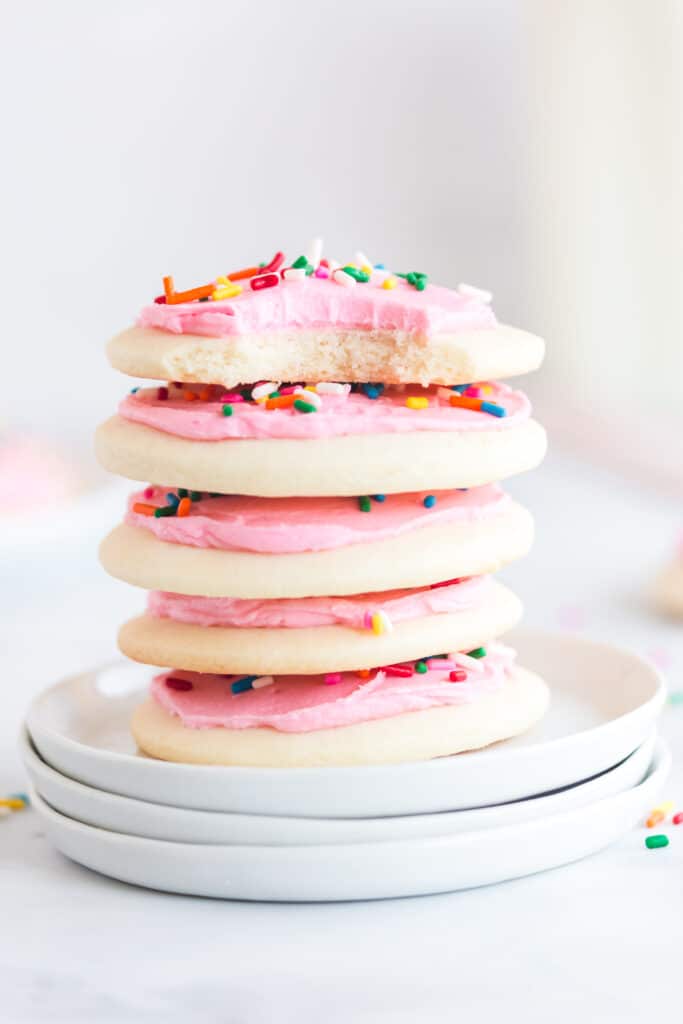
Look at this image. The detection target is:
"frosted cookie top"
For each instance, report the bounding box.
[106,242,545,388]
[138,258,497,339]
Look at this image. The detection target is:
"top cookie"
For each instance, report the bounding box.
[106,246,544,388]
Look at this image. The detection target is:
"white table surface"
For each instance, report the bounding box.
[1,450,682,1023]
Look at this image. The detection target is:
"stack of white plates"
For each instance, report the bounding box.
[23,630,669,901]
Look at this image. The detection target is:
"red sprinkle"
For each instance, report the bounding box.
[450,670,467,682]
[429,578,465,590]
[262,251,285,274]
[153,295,167,304]
[251,272,279,291]
[157,386,168,401]
[385,665,413,677]
[673,812,683,825]
[143,486,155,499]
[165,677,193,691]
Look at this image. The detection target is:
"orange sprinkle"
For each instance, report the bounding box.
[224,265,260,282]
[647,809,666,828]
[176,497,192,517]
[163,275,215,305]
[199,388,212,402]
[449,395,484,411]
[183,391,197,401]
[132,502,157,516]
[357,669,371,679]
[266,394,297,409]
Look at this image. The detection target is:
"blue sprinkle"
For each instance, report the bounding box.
[423,495,437,508]
[231,675,258,695]
[481,401,506,418]
[130,387,140,394]
[9,792,29,805]
[372,494,386,503]
[362,383,384,400]
[374,263,385,269]
[165,492,180,507]
[451,384,470,394]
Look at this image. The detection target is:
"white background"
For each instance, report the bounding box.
[1,2,682,1020]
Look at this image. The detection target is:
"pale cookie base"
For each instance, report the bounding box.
[100,500,533,598]
[118,580,522,675]
[653,561,683,618]
[131,665,549,767]
[108,324,545,389]
[95,415,547,496]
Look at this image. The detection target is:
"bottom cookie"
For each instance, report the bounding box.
[132,664,549,767]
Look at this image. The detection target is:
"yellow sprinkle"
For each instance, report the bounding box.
[371,613,384,635]
[653,800,674,814]
[0,799,25,809]
[406,396,429,410]
[212,283,242,301]
[481,384,493,395]
[215,275,230,285]
[360,264,373,276]
[382,277,397,290]
[304,385,317,392]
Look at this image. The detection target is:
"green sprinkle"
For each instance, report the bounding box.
[467,647,487,659]
[397,271,428,290]
[342,265,370,283]
[358,496,371,513]
[415,661,428,674]
[177,488,188,498]
[154,506,177,518]
[222,404,233,416]
[292,255,309,269]
[294,399,316,413]
[668,691,683,706]
[189,491,202,501]
[268,391,280,399]
[645,835,669,849]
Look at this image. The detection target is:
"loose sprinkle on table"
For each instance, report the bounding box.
[645,835,669,849]
[673,812,683,825]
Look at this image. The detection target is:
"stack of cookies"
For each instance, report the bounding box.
[96,243,549,768]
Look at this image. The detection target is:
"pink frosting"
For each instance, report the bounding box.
[126,484,509,554]
[137,275,497,339]
[119,381,529,441]
[150,645,515,732]
[147,577,488,630]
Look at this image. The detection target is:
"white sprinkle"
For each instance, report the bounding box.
[294,386,323,408]
[283,267,307,282]
[251,381,280,401]
[306,237,323,267]
[452,652,485,674]
[457,282,493,304]
[333,268,356,288]
[315,382,351,396]
[252,675,275,690]
[355,250,372,270]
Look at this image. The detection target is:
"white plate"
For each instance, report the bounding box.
[26,630,666,817]
[27,739,671,901]
[22,728,656,845]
